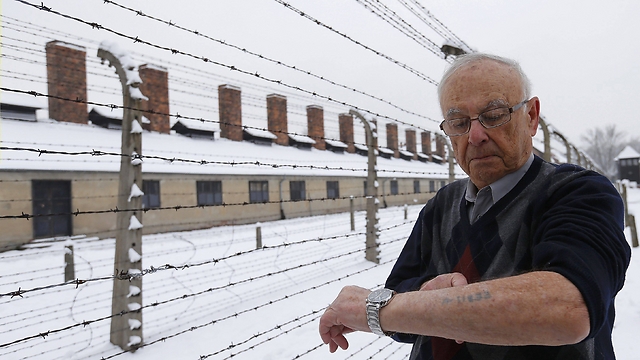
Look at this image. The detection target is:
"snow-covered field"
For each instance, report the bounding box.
[0,187,638,360]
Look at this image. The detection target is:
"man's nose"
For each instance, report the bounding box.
[467,118,488,145]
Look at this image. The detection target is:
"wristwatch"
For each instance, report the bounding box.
[366,288,395,336]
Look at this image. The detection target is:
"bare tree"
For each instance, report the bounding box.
[581,124,639,180]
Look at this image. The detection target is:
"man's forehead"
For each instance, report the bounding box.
[444,98,510,117]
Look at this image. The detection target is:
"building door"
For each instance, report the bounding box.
[32,180,72,238]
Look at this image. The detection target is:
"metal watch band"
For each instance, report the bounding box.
[366,302,386,336]
[366,288,394,336]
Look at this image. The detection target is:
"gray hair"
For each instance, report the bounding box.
[437,53,532,106]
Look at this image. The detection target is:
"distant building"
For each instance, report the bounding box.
[616,146,640,182]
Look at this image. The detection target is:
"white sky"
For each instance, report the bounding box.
[2,0,639,149]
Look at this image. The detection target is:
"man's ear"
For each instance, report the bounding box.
[527,97,540,136]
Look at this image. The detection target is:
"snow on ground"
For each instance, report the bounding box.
[0,188,639,360]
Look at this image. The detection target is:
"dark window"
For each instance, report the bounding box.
[290,181,306,201]
[197,181,222,206]
[142,180,161,208]
[390,180,399,195]
[440,181,446,188]
[249,181,269,203]
[32,180,72,238]
[429,180,435,192]
[414,180,420,194]
[327,181,339,199]
[363,181,368,196]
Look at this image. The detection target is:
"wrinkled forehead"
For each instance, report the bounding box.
[440,60,523,112]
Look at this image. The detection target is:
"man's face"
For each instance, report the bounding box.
[440,60,539,189]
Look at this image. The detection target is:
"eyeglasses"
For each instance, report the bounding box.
[439,99,529,137]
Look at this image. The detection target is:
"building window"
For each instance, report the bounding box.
[32,180,72,238]
[413,180,420,194]
[327,181,339,199]
[390,180,399,195]
[429,180,435,192]
[440,181,446,188]
[249,181,269,203]
[290,181,306,201]
[363,181,368,196]
[142,180,161,208]
[197,181,222,206]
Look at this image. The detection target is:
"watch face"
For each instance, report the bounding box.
[368,288,393,302]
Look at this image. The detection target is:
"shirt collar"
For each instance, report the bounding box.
[465,153,534,204]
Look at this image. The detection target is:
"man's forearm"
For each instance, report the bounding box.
[380,271,590,346]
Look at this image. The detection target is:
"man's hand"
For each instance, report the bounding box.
[420,272,468,291]
[319,285,371,353]
[419,273,468,344]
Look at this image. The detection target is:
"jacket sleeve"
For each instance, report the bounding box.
[531,169,631,339]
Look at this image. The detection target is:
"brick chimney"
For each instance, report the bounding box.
[386,123,399,158]
[139,64,170,134]
[421,131,432,158]
[339,113,355,153]
[435,134,446,159]
[307,105,325,150]
[218,84,243,141]
[267,94,288,146]
[46,41,87,124]
[405,129,417,160]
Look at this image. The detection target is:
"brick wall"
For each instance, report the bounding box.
[339,113,355,153]
[218,84,243,141]
[436,134,446,159]
[139,64,170,134]
[405,129,417,160]
[386,123,399,158]
[421,131,432,156]
[307,105,325,150]
[267,94,288,146]
[46,41,87,124]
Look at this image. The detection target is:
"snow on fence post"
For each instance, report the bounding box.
[350,110,380,264]
[64,241,75,282]
[98,42,147,353]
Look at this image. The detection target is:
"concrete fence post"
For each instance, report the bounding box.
[98,43,145,353]
[64,244,75,282]
[256,224,262,249]
[350,196,355,231]
[350,110,380,264]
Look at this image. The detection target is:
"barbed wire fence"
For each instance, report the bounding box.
[0,1,600,358]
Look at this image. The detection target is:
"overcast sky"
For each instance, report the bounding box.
[3,0,639,149]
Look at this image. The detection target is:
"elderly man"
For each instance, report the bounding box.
[319,53,631,360]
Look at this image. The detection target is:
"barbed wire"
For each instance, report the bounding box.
[0,221,410,299]
[14,0,441,131]
[271,0,439,86]
[97,0,440,124]
[354,0,450,62]
[1,86,449,156]
[402,0,474,54]
[201,308,323,359]
[93,257,396,359]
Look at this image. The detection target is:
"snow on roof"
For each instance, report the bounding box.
[91,106,122,119]
[417,152,429,159]
[324,139,347,148]
[616,145,640,160]
[174,119,217,132]
[354,143,368,151]
[378,147,394,155]
[289,133,316,144]
[1,91,46,109]
[0,118,455,179]
[244,127,277,140]
[49,40,86,52]
[399,150,414,157]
